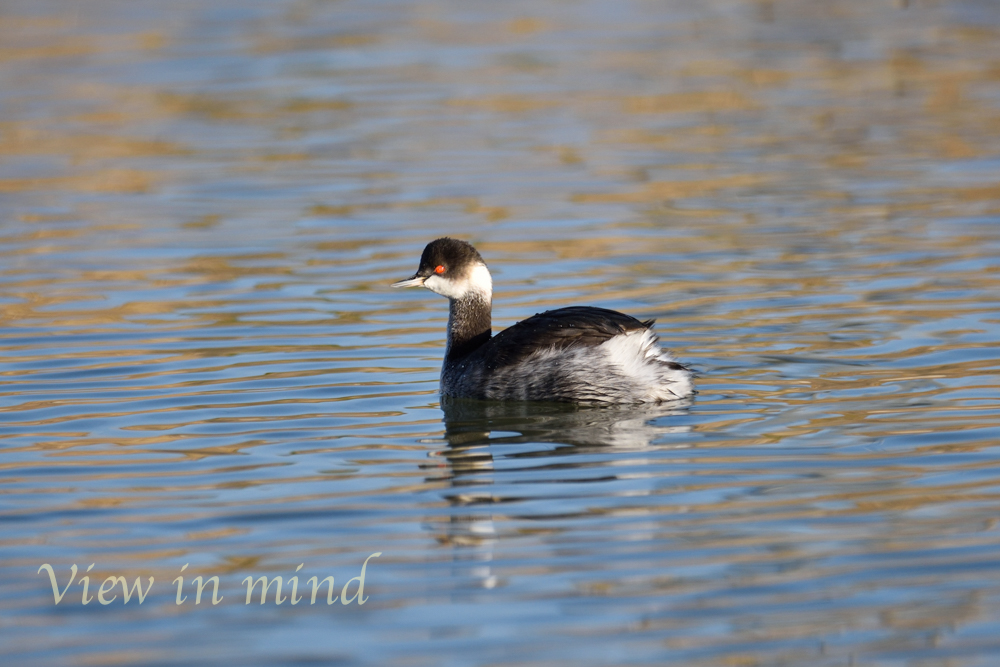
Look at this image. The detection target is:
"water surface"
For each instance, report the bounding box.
[3,1,1000,665]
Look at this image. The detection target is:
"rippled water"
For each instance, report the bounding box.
[3,1,1000,665]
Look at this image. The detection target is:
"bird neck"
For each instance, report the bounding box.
[446,292,492,361]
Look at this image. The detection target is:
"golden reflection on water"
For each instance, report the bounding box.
[2,0,1000,665]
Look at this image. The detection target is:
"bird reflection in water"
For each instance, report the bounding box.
[421,397,693,590]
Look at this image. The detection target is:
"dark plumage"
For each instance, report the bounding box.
[392,238,694,403]
[414,238,485,279]
[474,306,655,370]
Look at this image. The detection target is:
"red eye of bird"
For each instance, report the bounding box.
[434,265,445,274]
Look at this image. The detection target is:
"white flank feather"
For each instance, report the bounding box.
[598,330,693,402]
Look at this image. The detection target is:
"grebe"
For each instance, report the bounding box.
[392,238,693,403]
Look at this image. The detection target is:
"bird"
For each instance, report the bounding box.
[392,238,693,403]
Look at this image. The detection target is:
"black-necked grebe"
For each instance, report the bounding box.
[392,238,694,403]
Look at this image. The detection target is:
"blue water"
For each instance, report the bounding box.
[3,1,1000,665]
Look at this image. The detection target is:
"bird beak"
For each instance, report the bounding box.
[391,274,426,288]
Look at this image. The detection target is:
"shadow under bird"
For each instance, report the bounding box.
[392,238,694,403]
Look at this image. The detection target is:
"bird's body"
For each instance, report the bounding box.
[393,238,693,404]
